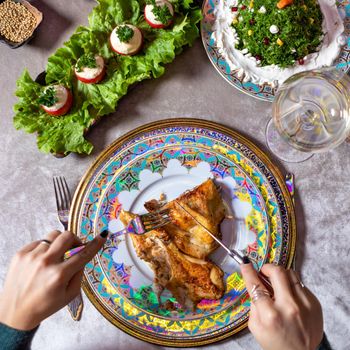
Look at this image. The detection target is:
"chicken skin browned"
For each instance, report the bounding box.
[119,179,226,309]
[145,179,226,259]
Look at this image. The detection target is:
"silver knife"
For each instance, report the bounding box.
[285,173,297,271]
[174,200,273,291]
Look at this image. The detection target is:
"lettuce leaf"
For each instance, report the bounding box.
[13,0,201,155]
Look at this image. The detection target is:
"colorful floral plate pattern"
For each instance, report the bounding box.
[70,119,296,346]
[201,0,350,102]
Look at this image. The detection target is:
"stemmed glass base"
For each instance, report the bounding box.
[265,119,313,163]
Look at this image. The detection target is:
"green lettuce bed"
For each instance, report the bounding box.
[13,0,201,155]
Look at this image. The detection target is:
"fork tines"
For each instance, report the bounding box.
[53,176,71,212]
[141,209,171,231]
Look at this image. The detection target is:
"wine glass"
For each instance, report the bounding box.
[266,68,350,163]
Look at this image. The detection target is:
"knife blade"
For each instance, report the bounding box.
[174,200,273,292]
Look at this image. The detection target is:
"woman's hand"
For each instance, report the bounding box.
[241,263,323,350]
[0,230,107,331]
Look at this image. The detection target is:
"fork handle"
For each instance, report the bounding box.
[111,227,131,237]
[64,228,130,259]
[67,294,83,321]
[104,228,131,246]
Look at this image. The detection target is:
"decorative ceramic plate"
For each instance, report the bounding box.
[70,119,296,347]
[201,0,350,102]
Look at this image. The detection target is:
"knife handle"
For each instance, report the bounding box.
[257,270,274,296]
[228,250,274,296]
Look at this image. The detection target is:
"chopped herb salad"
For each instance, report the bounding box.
[231,0,323,67]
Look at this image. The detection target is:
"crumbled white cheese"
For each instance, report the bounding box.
[258,6,266,14]
[269,25,279,34]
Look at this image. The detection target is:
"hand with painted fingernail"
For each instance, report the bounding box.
[240,263,323,350]
[0,230,108,331]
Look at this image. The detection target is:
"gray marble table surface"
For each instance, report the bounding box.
[0,1,349,349]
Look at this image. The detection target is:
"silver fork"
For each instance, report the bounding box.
[66,210,172,257]
[109,210,171,238]
[53,176,71,229]
[53,176,83,321]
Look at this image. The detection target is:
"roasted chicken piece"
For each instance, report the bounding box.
[145,178,226,259]
[119,210,225,309]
